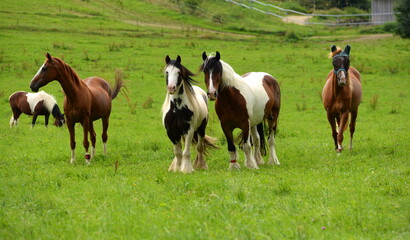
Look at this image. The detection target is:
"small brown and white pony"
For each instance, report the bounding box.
[322,45,362,152]
[9,90,64,128]
[30,53,123,164]
[201,51,281,170]
[162,55,217,173]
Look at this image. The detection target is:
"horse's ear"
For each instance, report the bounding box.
[344,45,351,56]
[215,51,220,61]
[46,53,52,61]
[176,55,181,63]
[331,45,337,53]
[165,55,170,64]
[202,52,207,61]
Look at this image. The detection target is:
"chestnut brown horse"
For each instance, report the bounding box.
[322,45,362,152]
[9,90,64,128]
[201,51,281,170]
[30,53,123,164]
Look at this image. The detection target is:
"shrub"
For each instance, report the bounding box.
[395,0,410,38]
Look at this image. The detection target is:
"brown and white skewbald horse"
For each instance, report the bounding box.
[322,45,362,152]
[30,53,123,164]
[9,90,65,128]
[201,51,281,170]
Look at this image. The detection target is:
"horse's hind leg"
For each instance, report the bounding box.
[267,117,280,165]
[349,110,358,150]
[89,122,97,158]
[102,117,109,154]
[251,126,264,165]
[194,119,208,170]
[10,109,21,127]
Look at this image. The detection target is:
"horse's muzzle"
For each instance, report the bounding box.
[30,86,39,92]
[208,92,217,101]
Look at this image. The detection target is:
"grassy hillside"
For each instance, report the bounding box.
[0,0,409,239]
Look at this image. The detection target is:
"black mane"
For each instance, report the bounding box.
[167,60,197,95]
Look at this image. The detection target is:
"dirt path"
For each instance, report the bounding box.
[282,16,312,25]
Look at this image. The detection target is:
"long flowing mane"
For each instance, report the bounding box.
[53,57,83,85]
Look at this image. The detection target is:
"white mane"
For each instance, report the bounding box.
[26,91,57,113]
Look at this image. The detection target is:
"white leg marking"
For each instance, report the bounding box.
[91,147,95,158]
[251,126,264,165]
[268,132,280,165]
[194,136,207,170]
[180,131,194,174]
[243,141,258,169]
[103,142,107,154]
[169,142,182,172]
[70,150,75,164]
[85,152,91,165]
[228,151,241,170]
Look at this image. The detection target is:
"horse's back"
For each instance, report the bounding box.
[242,72,279,125]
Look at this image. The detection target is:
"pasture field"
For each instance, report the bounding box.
[1,0,409,239]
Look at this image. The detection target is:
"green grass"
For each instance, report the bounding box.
[0,0,409,239]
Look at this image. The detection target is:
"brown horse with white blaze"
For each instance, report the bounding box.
[30,53,123,164]
[322,45,362,152]
[201,51,281,170]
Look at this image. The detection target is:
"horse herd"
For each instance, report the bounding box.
[9,44,362,173]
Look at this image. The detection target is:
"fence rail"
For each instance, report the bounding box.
[225,0,396,26]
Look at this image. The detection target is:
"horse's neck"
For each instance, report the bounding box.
[221,62,243,88]
[51,104,62,118]
[57,65,86,101]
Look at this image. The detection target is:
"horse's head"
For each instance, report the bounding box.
[331,45,351,86]
[165,55,184,95]
[54,113,65,127]
[30,53,59,92]
[201,51,222,101]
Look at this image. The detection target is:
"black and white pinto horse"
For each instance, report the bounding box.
[162,55,216,173]
[9,90,64,128]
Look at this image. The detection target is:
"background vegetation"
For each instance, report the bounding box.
[0,0,409,239]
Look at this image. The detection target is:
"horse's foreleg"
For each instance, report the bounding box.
[67,120,76,164]
[251,126,264,165]
[349,110,358,150]
[337,111,349,152]
[222,126,240,170]
[169,140,182,172]
[180,130,194,174]
[81,120,91,164]
[243,122,258,169]
[327,112,338,150]
[31,113,38,129]
[89,122,96,158]
[44,113,50,127]
[102,117,109,155]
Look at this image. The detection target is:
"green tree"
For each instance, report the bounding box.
[395,0,410,38]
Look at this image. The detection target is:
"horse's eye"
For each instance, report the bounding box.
[42,67,47,72]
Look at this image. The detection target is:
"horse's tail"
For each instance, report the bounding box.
[111,75,124,100]
[192,134,219,155]
[257,123,267,156]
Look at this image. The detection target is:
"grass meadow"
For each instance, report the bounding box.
[0,0,409,239]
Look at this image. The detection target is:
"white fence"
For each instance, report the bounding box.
[225,0,396,26]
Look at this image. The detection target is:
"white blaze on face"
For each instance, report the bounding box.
[208,69,216,96]
[31,63,44,83]
[165,65,180,94]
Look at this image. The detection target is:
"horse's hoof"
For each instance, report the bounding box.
[229,162,241,170]
[336,149,342,153]
[70,159,75,164]
[85,153,91,164]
